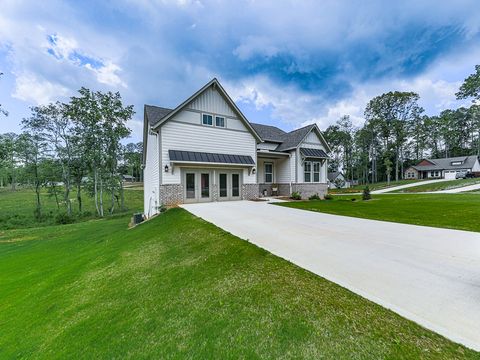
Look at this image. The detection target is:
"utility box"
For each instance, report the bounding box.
[133,213,144,225]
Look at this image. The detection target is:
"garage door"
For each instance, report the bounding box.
[444,171,456,180]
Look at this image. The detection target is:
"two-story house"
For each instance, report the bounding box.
[143,78,330,217]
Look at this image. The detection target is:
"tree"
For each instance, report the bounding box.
[365,91,423,181]
[456,65,480,102]
[67,88,133,217]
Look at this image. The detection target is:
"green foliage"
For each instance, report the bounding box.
[456,64,480,101]
[324,194,333,200]
[0,209,476,358]
[55,212,75,225]
[290,191,302,200]
[308,193,321,200]
[362,186,371,201]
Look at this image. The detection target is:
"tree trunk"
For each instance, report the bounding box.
[395,147,399,182]
[94,167,100,216]
[119,178,125,211]
[99,176,104,217]
[77,180,82,213]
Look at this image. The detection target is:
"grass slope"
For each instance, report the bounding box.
[329,179,424,194]
[0,209,477,358]
[279,194,480,232]
[394,179,480,193]
[0,188,143,230]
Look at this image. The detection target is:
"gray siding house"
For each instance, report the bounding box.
[143,78,330,217]
[404,155,480,180]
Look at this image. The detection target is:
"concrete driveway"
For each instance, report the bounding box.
[181,200,480,351]
[371,178,450,194]
[429,182,480,193]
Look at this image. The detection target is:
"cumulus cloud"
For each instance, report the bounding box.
[12,72,69,104]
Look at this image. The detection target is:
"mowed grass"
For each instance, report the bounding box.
[279,193,480,232]
[329,179,425,194]
[394,178,480,193]
[0,187,143,230]
[0,208,477,359]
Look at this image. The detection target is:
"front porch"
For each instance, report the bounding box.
[257,150,292,197]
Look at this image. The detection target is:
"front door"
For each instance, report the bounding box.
[184,170,212,203]
[218,171,242,201]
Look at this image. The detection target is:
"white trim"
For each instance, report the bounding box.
[264,162,274,183]
[215,115,226,128]
[201,113,213,126]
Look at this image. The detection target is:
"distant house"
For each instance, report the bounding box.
[327,172,350,189]
[122,174,135,182]
[404,156,480,180]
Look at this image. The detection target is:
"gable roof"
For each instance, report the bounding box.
[413,155,479,171]
[328,171,343,181]
[147,78,262,142]
[275,124,315,152]
[144,105,173,127]
[250,123,286,142]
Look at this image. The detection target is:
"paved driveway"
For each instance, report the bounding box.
[371,179,450,194]
[181,200,480,351]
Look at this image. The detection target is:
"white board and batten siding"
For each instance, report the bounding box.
[160,110,257,184]
[143,131,160,217]
[296,130,328,183]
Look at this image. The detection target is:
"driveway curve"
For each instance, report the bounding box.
[182,200,480,351]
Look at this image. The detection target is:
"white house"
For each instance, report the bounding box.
[143,78,331,217]
[327,171,350,189]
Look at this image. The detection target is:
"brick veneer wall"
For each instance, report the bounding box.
[160,184,183,206]
[242,184,259,200]
[291,183,328,199]
[258,183,290,197]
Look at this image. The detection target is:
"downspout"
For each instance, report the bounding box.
[289,151,292,195]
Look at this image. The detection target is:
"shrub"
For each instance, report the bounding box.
[324,194,333,200]
[309,193,321,200]
[362,186,371,201]
[55,212,75,225]
[290,192,302,200]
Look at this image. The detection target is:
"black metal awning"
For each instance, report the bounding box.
[169,150,255,165]
[300,147,328,159]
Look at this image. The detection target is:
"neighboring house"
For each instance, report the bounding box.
[404,155,480,180]
[122,174,135,182]
[327,171,350,189]
[143,78,331,217]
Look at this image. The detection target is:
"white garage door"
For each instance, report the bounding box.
[444,171,456,180]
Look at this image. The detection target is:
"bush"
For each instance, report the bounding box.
[55,212,75,225]
[309,193,321,200]
[290,192,302,200]
[324,194,333,200]
[362,186,371,201]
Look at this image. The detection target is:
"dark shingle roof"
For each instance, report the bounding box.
[275,125,315,152]
[169,150,255,165]
[145,105,173,127]
[300,147,328,158]
[249,123,286,142]
[413,155,479,171]
[328,171,341,181]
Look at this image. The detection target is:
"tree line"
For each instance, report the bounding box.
[0,87,143,219]
[324,65,480,184]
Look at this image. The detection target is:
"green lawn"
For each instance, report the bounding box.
[393,178,480,193]
[0,208,476,359]
[329,179,424,194]
[0,187,143,230]
[279,194,480,232]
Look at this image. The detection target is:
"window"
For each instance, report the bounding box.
[232,174,239,197]
[304,161,311,182]
[202,114,213,126]
[186,173,195,199]
[219,174,227,197]
[215,116,225,127]
[264,163,273,183]
[201,173,209,198]
[451,161,462,166]
[313,162,320,182]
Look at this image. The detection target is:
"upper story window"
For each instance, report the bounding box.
[215,116,225,128]
[202,114,213,126]
[264,163,273,183]
[451,161,462,166]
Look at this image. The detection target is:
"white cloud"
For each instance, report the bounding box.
[12,72,69,104]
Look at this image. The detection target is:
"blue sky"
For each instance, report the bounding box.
[1,0,480,142]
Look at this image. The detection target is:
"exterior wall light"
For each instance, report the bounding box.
[164,165,169,173]
[252,168,256,174]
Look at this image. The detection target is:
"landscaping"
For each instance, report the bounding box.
[328,179,425,194]
[279,193,480,232]
[393,178,480,193]
[0,207,477,358]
